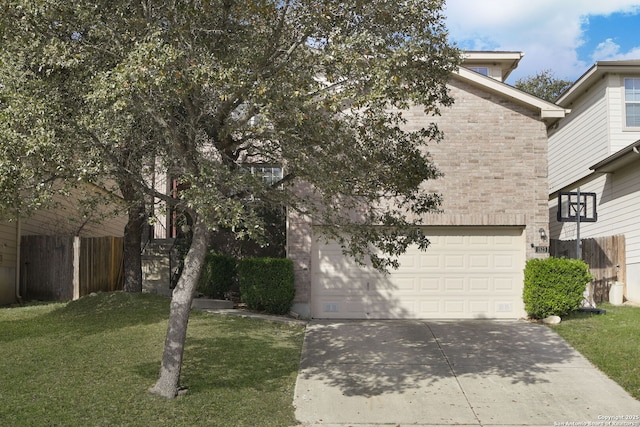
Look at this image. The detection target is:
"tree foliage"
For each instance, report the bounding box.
[515,69,573,102]
[1,0,460,398]
[0,39,79,217]
[1,0,459,266]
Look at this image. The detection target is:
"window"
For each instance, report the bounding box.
[468,67,489,76]
[625,78,640,127]
[249,165,283,186]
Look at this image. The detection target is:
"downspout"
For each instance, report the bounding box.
[15,214,22,303]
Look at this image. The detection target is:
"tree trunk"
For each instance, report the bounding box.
[122,202,145,292]
[150,216,210,399]
[120,180,146,293]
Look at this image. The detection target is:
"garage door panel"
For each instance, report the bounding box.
[495,235,518,245]
[444,300,466,314]
[469,254,491,268]
[444,255,465,268]
[469,235,490,245]
[419,300,441,315]
[420,254,440,268]
[470,278,490,291]
[444,235,465,246]
[388,275,521,295]
[444,277,465,292]
[396,252,419,268]
[311,227,526,319]
[387,277,419,292]
[470,300,490,314]
[368,299,416,319]
[420,277,441,291]
[495,254,518,269]
[494,277,516,291]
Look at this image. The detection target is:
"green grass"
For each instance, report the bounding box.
[0,292,305,427]
[551,303,640,400]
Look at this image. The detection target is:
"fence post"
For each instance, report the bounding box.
[73,236,81,300]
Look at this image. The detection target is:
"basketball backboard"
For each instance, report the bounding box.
[557,191,598,222]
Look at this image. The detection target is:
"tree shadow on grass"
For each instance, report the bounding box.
[134,315,305,395]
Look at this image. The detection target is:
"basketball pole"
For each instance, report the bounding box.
[576,187,581,260]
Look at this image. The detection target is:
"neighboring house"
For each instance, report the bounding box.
[548,60,640,304]
[0,183,126,305]
[288,51,568,319]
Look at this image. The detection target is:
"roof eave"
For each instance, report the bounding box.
[461,51,524,81]
[541,109,570,119]
[590,140,640,173]
[557,61,640,106]
[454,68,569,122]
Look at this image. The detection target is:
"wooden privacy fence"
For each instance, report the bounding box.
[551,234,626,303]
[21,235,124,301]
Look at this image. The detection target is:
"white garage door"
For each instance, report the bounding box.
[311,227,526,319]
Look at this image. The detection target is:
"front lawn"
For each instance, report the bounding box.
[0,292,305,427]
[551,303,640,400]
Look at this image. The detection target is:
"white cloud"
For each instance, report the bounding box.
[592,38,622,60]
[591,38,640,61]
[444,0,640,83]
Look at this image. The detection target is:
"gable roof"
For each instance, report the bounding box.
[453,67,569,123]
[556,60,640,107]
[462,51,523,82]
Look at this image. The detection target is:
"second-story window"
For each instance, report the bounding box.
[249,165,283,186]
[468,67,489,76]
[625,78,640,128]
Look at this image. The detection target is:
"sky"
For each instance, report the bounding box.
[444,0,640,84]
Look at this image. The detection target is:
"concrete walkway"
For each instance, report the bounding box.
[294,320,640,427]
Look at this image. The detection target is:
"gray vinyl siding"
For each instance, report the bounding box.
[548,78,609,194]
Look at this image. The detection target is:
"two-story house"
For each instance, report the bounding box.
[548,60,640,304]
[288,52,568,319]
[3,51,570,320]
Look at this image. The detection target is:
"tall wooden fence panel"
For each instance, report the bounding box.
[21,235,75,301]
[551,235,626,303]
[79,236,124,297]
[21,235,124,302]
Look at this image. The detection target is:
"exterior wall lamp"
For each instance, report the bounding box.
[539,228,547,241]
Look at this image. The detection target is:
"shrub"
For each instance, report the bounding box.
[523,257,593,319]
[239,258,295,315]
[196,252,238,299]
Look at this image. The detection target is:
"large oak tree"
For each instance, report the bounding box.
[1,0,460,398]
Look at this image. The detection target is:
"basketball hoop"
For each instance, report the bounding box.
[556,190,598,261]
[557,191,597,223]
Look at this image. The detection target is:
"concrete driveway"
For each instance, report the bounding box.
[293,320,640,427]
